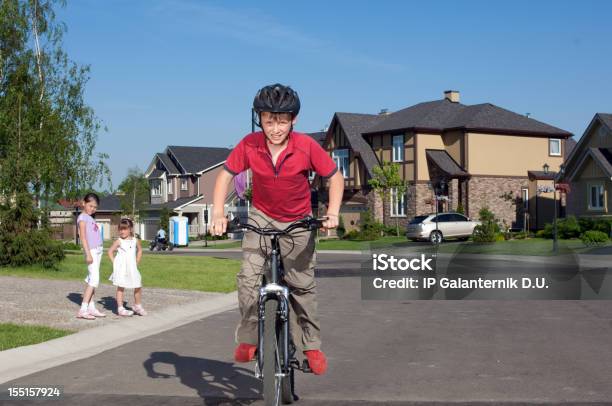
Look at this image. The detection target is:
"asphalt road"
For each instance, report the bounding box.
[3,254,612,405]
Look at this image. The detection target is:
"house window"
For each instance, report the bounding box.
[549,139,561,156]
[392,135,404,162]
[390,187,406,217]
[588,184,605,210]
[332,149,349,177]
[167,179,173,194]
[151,180,161,196]
[181,178,188,191]
[521,188,529,210]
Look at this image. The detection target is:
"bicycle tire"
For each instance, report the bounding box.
[281,366,294,404]
[279,324,294,404]
[263,299,281,406]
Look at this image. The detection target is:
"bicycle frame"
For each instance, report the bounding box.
[256,233,291,377]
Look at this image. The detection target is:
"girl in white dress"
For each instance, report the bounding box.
[108,218,146,316]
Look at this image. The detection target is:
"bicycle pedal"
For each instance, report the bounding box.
[301,359,313,373]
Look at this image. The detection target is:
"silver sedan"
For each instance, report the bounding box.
[406,213,481,244]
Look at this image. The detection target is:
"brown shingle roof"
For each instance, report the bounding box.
[598,113,612,131]
[364,99,572,137]
[425,149,470,178]
[334,113,383,176]
[307,131,327,146]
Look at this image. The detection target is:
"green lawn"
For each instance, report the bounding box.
[314,235,611,256]
[435,238,610,256]
[315,236,408,251]
[187,241,243,249]
[0,323,74,351]
[0,253,240,293]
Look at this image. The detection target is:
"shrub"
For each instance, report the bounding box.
[495,233,506,242]
[580,230,609,246]
[355,210,384,241]
[512,231,528,240]
[540,216,583,240]
[472,206,500,243]
[0,193,65,268]
[556,216,581,239]
[343,230,359,240]
[383,225,397,236]
[536,229,548,238]
[336,215,346,239]
[456,202,464,215]
[0,229,65,268]
[63,241,81,250]
[577,217,612,235]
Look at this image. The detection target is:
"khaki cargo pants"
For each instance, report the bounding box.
[235,207,321,351]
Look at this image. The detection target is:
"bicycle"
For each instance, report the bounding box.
[227,215,325,406]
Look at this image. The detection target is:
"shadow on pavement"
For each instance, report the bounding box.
[143,352,261,404]
[582,244,612,255]
[66,292,122,313]
[66,292,82,306]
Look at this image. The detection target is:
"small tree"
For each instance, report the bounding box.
[0,0,109,266]
[118,168,150,220]
[456,202,464,215]
[159,207,171,235]
[472,206,500,243]
[368,162,407,236]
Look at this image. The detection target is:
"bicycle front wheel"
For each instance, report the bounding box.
[263,299,281,406]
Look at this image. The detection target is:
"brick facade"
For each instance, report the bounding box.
[347,176,534,231]
[466,176,529,229]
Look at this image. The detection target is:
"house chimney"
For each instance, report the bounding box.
[444,90,460,103]
[379,108,389,115]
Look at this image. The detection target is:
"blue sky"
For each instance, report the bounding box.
[56,0,612,189]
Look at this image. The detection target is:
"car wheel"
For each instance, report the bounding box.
[429,231,443,245]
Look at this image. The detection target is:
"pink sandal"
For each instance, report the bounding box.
[88,308,106,318]
[133,304,147,316]
[76,309,96,320]
[118,308,134,317]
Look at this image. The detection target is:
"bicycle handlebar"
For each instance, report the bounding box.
[226,216,326,235]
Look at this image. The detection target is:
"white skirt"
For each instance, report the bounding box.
[109,254,142,289]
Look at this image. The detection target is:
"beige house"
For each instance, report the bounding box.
[562,113,612,218]
[317,91,574,231]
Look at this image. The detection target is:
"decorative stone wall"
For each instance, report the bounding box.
[450,179,459,212]
[415,183,436,216]
[466,176,530,229]
[365,188,384,223]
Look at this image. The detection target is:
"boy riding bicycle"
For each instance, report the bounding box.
[211,83,344,375]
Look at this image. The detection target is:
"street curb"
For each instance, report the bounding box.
[174,248,365,255]
[0,291,238,384]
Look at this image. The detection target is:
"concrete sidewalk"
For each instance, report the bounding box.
[0,290,238,384]
[0,276,225,332]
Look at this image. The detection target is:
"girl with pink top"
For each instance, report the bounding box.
[76,193,106,320]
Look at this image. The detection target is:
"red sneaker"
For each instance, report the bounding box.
[304,350,327,375]
[234,343,257,363]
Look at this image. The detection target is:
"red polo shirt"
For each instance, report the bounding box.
[224,131,337,222]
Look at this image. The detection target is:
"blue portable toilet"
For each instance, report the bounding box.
[169,216,189,246]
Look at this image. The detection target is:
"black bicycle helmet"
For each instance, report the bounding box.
[253,83,300,116]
